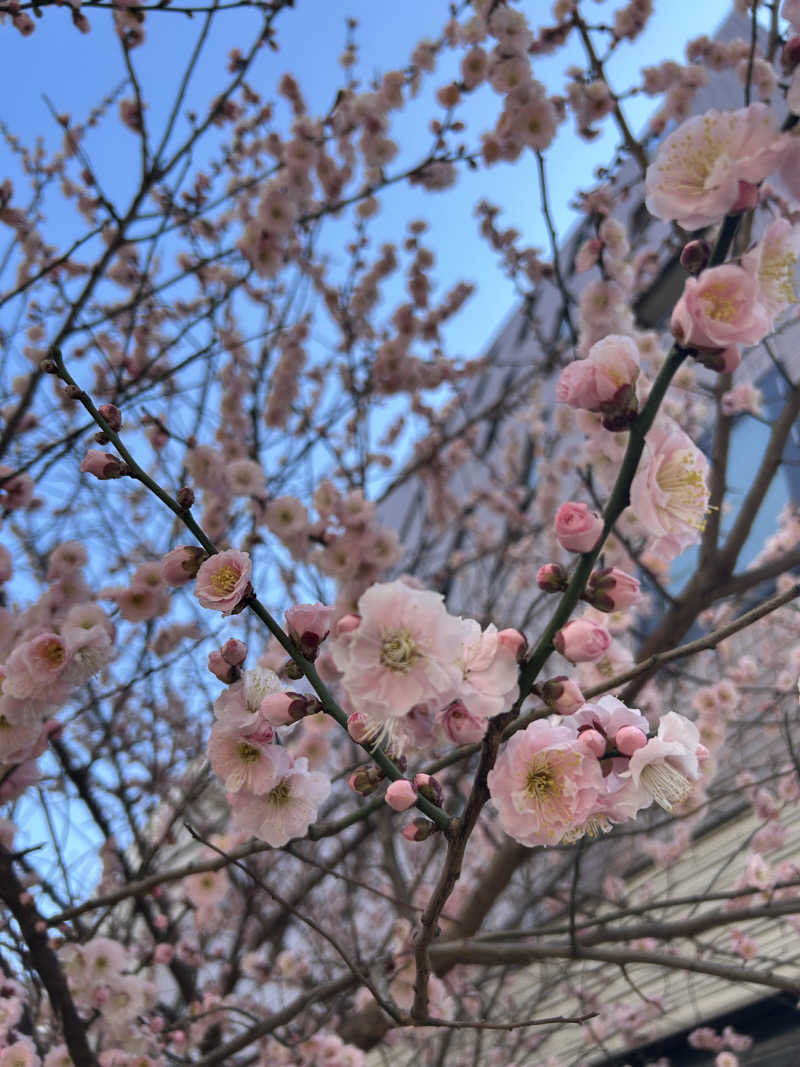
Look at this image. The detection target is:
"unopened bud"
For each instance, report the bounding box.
[680,239,710,276]
[94,431,109,444]
[348,764,385,796]
[64,384,84,400]
[208,650,237,684]
[285,660,303,680]
[537,563,568,593]
[385,779,417,811]
[220,638,247,666]
[413,772,443,807]
[402,817,439,842]
[97,403,122,431]
[176,486,195,510]
[39,358,58,374]
[540,676,585,715]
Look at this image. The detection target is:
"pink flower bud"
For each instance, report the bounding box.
[537,563,568,593]
[335,613,360,636]
[553,619,611,663]
[577,728,606,757]
[385,779,417,811]
[208,650,237,684]
[439,699,487,744]
[556,335,640,417]
[413,772,443,807]
[286,602,333,660]
[730,180,759,213]
[401,817,438,842]
[220,638,247,666]
[585,567,640,612]
[615,725,648,755]
[540,676,586,715]
[160,545,207,586]
[693,346,742,374]
[497,628,527,662]
[554,502,603,554]
[259,692,308,727]
[97,403,122,431]
[79,449,129,479]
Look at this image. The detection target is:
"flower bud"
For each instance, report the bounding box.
[286,602,333,660]
[347,712,370,743]
[540,676,585,715]
[161,545,206,586]
[401,817,439,842]
[497,627,528,662]
[176,486,195,510]
[97,403,122,431]
[537,563,568,593]
[584,567,640,612]
[679,239,710,276]
[260,692,309,727]
[439,699,487,744]
[554,502,603,554]
[348,764,385,796]
[577,728,607,758]
[615,725,648,755]
[208,650,237,683]
[220,638,247,666]
[413,772,443,807]
[385,779,417,811]
[79,450,129,479]
[554,619,611,663]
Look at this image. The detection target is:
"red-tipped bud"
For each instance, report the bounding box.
[160,545,207,586]
[286,602,333,661]
[259,692,309,727]
[79,450,129,480]
[176,486,195,510]
[335,613,361,636]
[347,712,370,743]
[537,563,568,593]
[540,676,585,715]
[385,779,417,811]
[497,628,528,662]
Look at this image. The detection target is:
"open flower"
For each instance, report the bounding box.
[488,720,603,847]
[195,549,252,614]
[671,264,770,350]
[629,418,709,559]
[625,711,706,811]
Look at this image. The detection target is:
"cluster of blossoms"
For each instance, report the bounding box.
[488,698,708,847]
[0,542,115,800]
[324,578,523,752]
[207,664,331,846]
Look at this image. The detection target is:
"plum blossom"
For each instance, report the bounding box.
[556,334,640,421]
[453,621,520,721]
[207,722,285,793]
[741,218,800,327]
[629,418,709,559]
[488,720,603,846]
[554,618,612,663]
[625,711,707,811]
[228,756,330,846]
[194,549,252,614]
[671,264,771,350]
[329,580,467,747]
[554,501,603,553]
[644,104,788,229]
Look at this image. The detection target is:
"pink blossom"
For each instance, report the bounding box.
[741,218,800,327]
[46,541,87,581]
[626,711,705,811]
[4,633,68,699]
[228,756,330,846]
[556,334,640,416]
[629,419,709,559]
[720,384,762,417]
[194,549,252,614]
[329,580,467,747]
[554,619,612,663]
[554,501,604,553]
[645,104,788,228]
[207,722,284,793]
[487,720,603,847]
[454,621,519,721]
[616,725,648,755]
[671,265,770,350]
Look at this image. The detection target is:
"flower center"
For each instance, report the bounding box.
[761,248,797,305]
[268,780,291,806]
[699,282,741,322]
[237,742,260,764]
[641,762,692,811]
[211,565,240,595]
[41,639,65,666]
[656,450,708,531]
[525,759,557,801]
[380,629,419,673]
